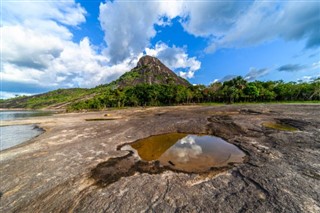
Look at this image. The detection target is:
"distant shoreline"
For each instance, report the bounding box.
[0,108,59,112]
[0,108,30,111]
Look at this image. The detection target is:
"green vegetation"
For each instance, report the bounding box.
[0,88,96,109]
[26,88,93,108]
[116,68,141,83]
[1,76,319,110]
[66,76,320,111]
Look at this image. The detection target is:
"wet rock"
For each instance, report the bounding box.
[277,118,311,131]
[240,108,264,114]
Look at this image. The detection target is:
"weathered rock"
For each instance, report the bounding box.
[116,55,190,88]
[0,104,319,212]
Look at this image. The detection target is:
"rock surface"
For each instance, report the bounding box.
[116,55,190,88]
[0,104,319,212]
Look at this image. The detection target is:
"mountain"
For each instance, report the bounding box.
[112,55,190,88]
[1,56,191,109]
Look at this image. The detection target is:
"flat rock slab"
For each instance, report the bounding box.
[0,104,319,212]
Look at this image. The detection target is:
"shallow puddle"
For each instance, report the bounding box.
[129,133,245,172]
[92,133,246,186]
[85,118,117,121]
[262,122,297,131]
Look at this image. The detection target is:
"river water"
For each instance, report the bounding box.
[0,110,52,151]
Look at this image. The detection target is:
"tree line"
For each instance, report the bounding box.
[67,76,320,111]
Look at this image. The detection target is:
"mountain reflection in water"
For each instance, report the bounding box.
[130,133,245,172]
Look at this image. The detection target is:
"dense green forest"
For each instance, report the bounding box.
[1,76,319,110]
[67,76,320,111]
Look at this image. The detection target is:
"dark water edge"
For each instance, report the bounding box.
[0,110,51,151]
[0,110,53,121]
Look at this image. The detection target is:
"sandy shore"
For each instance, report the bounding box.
[0,104,319,212]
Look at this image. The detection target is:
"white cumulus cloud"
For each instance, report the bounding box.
[206,1,320,52]
[1,0,142,97]
[181,1,251,37]
[4,0,317,99]
[166,135,203,163]
[2,0,86,26]
[98,0,185,63]
[145,43,201,78]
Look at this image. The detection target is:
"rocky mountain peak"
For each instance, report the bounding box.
[114,55,191,88]
[137,55,161,68]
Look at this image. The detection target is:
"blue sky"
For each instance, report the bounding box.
[1,0,319,99]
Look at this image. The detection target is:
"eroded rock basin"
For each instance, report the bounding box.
[92,133,245,186]
[1,104,319,212]
[129,133,245,172]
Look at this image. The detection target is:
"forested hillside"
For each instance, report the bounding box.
[67,76,320,111]
[0,88,93,109]
[1,56,319,110]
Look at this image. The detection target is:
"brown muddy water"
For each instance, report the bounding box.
[129,133,245,172]
[262,122,298,131]
[92,133,246,186]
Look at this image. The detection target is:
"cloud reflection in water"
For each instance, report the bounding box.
[167,135,203,163]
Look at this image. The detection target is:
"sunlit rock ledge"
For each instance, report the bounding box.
[0,104,319,212]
